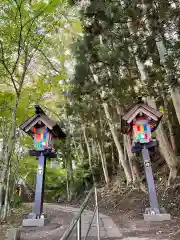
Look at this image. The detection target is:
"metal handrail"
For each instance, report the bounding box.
[60,186,100,240]
[84,205,97,240]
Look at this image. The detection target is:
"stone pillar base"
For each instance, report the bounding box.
[144,207,171,221]
[144,213,171,221]
[22,218,49,227]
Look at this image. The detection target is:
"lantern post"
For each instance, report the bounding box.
[122,98,171,221]
[20,105,66,226]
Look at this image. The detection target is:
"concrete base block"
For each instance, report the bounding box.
[144,213,171,222]
[6,228,21,240]
[22,218,49,227]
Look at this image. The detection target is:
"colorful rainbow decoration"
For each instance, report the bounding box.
[132,120,151,143]
[32,127,53,150]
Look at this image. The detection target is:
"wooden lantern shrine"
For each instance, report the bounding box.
[121,100,171,220]
[20,105,66,224]
[121,100,163,152]
[20,105,66,156]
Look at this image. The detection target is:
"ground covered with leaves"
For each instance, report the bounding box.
[20,207,73,240]
[68,176,180,240]
[0,205,73,240]
[2,177,180,239]
[0,205,31,240]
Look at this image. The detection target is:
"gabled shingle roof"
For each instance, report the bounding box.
[20,113,66,139]
[122,103,163,123]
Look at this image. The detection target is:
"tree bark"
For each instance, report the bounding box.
[66,157,74,201]
[79,141,84,161]
[156,36,180,125]
[141,1,180,125]
[137,59,178,184]
[83,126,95,183]
[0,96,19,220]
[0,181,5,211]
[147,98,179,184]
[124,135,138,182]
[170,88,180,125]
[102,101,132,184]
[66,164,70,201]
[124,135,147,192]
[97,140,110,185]
[72,135,81,163]
[89,66,132,184]
[1,164,11,221]
[163,96,177,152]
[0,142,5,212]
[127,19,179,184]
[111,145,116,174]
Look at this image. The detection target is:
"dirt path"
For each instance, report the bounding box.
[2,203,178,239]
[47,204,123,238]
[112,210,180,240]
[20,206,73,240]
[0,206,31,240]
[21,204,176,240]
[20,204,123,239]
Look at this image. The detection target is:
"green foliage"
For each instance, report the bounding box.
[10,195,23,208]
[73,166,93,194]
[1,0,180,211]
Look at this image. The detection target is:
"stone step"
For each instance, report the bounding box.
[7,228,21,240]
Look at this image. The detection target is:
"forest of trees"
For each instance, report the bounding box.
[1,0,180,222]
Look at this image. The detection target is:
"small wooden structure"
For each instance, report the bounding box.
[20,105,66,223]
[121,99,171,220]
[121,100,163,149]
[20,105,66,144]
[121,102,163,135]
[20,105,66,156]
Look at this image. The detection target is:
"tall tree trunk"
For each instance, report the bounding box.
[0,181,5,213]
[89,35,132,183]
[89,66,132,184]
[1,165,11,221]
[83,126,95,183]
[124,135,146,192]
[79,136,84,157]
[0,97,19,220]
[169,88,180,125]
[66,164,70,202]
[127,21,179,185]
[97,140,110,185]
[102,101,132,184]
[66,157,74,201]
[147,97,178,185]
[142,0,180,125]
[72,135,81,163]
[78,135,85,165]
[163,96,177,152]
[0,142,5,212]
[124,135,138,183]
[138,60,178,184]
[156,38,180,125]
[111,145,116,174]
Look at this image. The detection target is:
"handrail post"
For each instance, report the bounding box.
[95,186,100,240]
[77,216,81,240]
[60,186,98,240]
